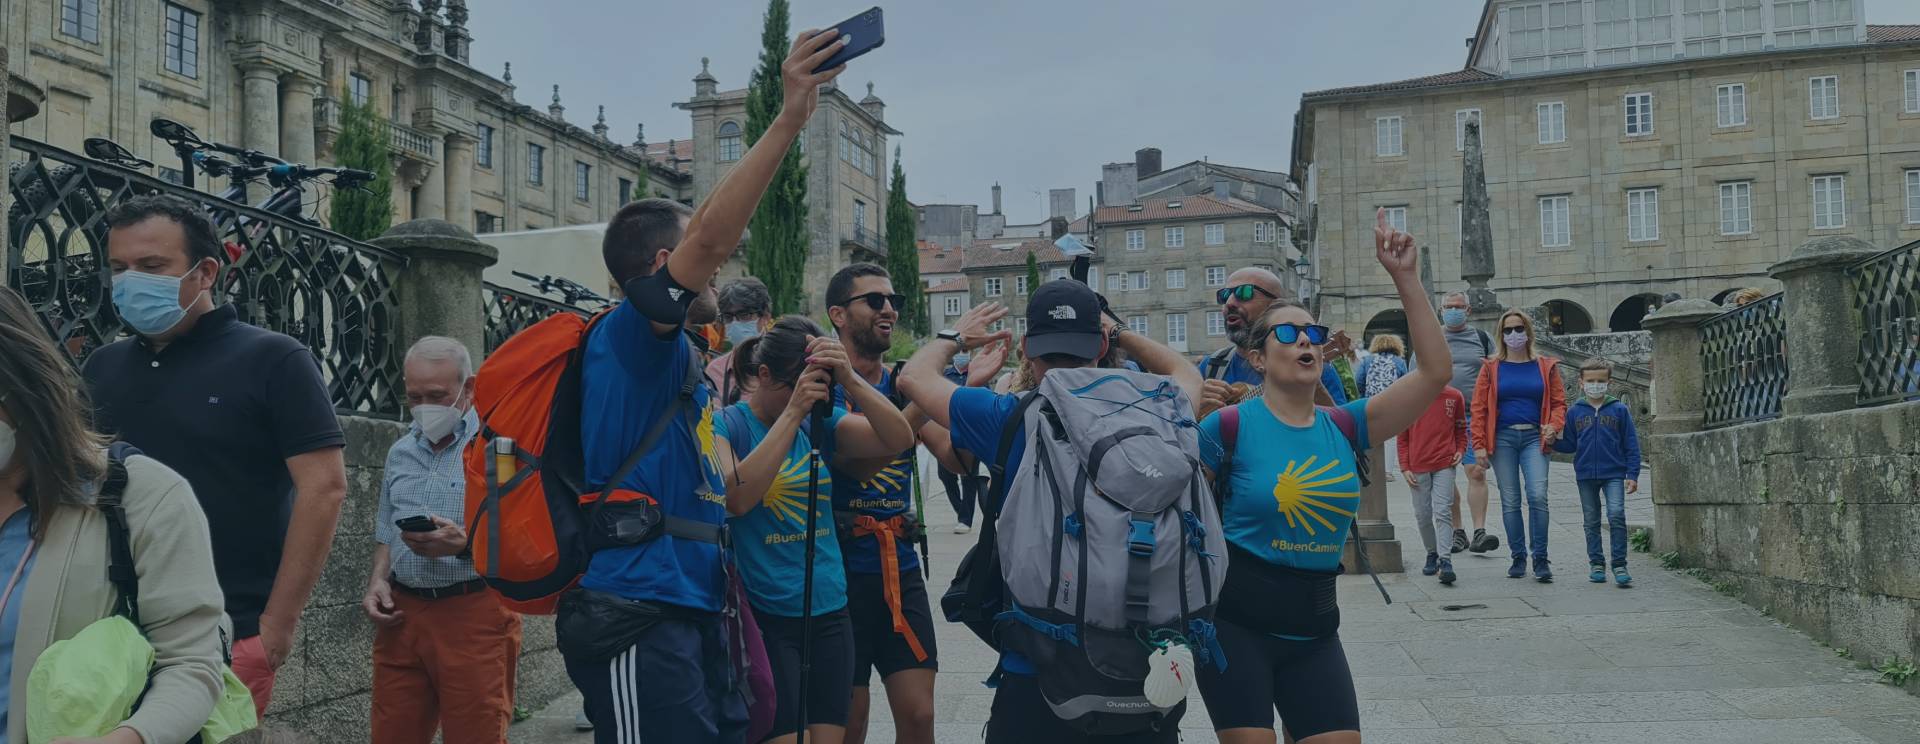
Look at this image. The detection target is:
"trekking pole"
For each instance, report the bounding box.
[911,446,930,579]
[797,402,829,744]
[1348,530,1393,605]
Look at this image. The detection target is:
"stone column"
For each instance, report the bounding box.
[370,219,499,358]
[415,162,447,222]
[1345,455,1403,574]
[239,65,283,157]
[1641,299,1725,436]
[279,72,319,166]
[1769,236,1880,416]
[442,132,475,232]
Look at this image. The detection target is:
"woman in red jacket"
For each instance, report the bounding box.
[1470,309,1567,582]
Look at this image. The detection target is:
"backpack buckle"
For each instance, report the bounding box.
[1127,518,1156,557]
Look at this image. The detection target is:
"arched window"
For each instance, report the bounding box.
[718,121,742,162]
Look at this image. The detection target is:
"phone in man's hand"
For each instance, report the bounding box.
[394,515,437,533]
[814,7,884,73]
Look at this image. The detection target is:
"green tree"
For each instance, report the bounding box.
[743,0,810,314]
[1025,250,1042,299]
[884,146,924,335]
[328,89,395,241]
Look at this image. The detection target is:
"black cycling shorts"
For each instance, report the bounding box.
[1195,619,1360,738]
[756,608,855,740]
[848,570,940,686]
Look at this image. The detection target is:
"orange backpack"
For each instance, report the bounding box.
[462,311,702,614]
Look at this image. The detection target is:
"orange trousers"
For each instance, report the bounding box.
[370,588,523,744]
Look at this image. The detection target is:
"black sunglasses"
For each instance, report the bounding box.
[1216,284,1280,305]
[1270,323,1331,345]
[838,292,906,312]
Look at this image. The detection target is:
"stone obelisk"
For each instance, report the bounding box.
[1460,114,1500,323]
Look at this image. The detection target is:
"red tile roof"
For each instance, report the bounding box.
[642,139,694,173]
[927,278,969,293]
[918,240,964,274]
[964,238,1073,270]
[1868,24,1920,43]
[1093,194,1278,226]
[1303,69,1499,99]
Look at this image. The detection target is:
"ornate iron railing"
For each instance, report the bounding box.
[1849,238,1920,406]
[6,137,410,417]
[1700,291,1788,428]
[484,281,590,353]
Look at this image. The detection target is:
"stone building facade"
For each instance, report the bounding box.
[1291,0,1920,337]
[1094,194,1291,356]
[3,0,689,236]
[678,65,898,314]
[962,236,1096,339]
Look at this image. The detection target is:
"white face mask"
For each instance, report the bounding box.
[0,419,15,473]
[411,404,463,442]
[1582,381,1610,399]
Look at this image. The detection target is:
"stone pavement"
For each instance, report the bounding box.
[512,455,1920,743]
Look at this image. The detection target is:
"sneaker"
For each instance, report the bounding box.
[575,710,594,732]
[953,523,972,534]
[1451,529,1468,554]
[1508,557,1527,578]
[1614,566,1633,587]
[1422,552,1440,576]
[1469,529,1499,553]
[1438,559,1457,585]
[1534,559,1554,583]
[1589,563,1607,583]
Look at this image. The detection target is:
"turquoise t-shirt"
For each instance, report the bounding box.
[716,402,850,618]
[1198,399,1370,572]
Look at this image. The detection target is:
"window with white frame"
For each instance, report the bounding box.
[527,143,545,185]
[985,277,1003,297]
[1016,317,1028,335]
[1813,174,1846,229]
[1205,266,1226,286]
[1375,116,1403,157]
[1905,169,1920,224]
[61,0,100,43]
[718,121,743,162]
[1507,1,1585,72]
[1808,76,1839,119]
[945,296,962,316]
[163,3,200,78]
[1050,267,1068,282]
[1125,229,1145,251]
[1624,92,1654,135]
[1132,272,1151,291]
[1455,109,1482,152]
[1166,314,1187,345]
[575,162,591,202]
[1539,196,1571,248]
[1254,221,1276,243]
[1907,70,1920,114]
[1383,206,1407,233]
[1166,269,1186,289]
[1627,188,1660,242]
[1016,276,1029,295]
[1719,181,1753,235]
[1537,101,1566,144]
[1128,315,1149,335]
[1206,311,1226,336]
[1205,223,1225,245]
[1165,227,1185,248]
[1107,274,1123,292]
[1715,83,1747,127]
[990,320,1005,333]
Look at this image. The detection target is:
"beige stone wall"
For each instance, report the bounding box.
[1100,215,1289,355]
[1306,43,1920,336]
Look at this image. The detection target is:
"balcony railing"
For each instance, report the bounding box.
[314,97,438,161]
[844,225,887,256]
[483,281,591,354]
[1699,291,1788,428]
[1849,238,1920,406]
[7,137,410,417]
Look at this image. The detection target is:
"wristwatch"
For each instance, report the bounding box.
[937,329,964,348]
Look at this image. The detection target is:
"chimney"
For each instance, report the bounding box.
[1048,188,1076,221]
[1135,147,1162,177]
[1212,179,1231,200]
[1101,162,1139,206]
[991,182,1002,215]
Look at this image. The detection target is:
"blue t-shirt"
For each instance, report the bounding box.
[945,386,1035,674]
[1496,361,1544,428]
[716,402,850,617]
[1213,352,1262,385]
[0,507,37,735]
[831,370,921,576]
[578,302,730,612]
[1198,399,1369,572]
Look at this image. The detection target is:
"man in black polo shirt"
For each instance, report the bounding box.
[83,194,349,716]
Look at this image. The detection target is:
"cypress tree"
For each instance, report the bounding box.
[1025,250,1042,299]
[328,89,395,241]
[884,146,923,335]
[743,0,810,314]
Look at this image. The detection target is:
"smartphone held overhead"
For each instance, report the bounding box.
[814,6,884,73]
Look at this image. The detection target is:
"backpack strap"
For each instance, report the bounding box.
[1202,347,1234,381]
[886,361,910,411]
[981,392,1040,521]
[100,442,142,625]
[1314,405,1393,604]
[587,352,724,545]
[1477,328,1494,359]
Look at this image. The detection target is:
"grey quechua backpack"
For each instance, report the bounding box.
[992,367,1229,735]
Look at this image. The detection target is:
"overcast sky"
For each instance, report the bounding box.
[469,0,1920,225]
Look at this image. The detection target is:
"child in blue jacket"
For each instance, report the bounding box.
[1554,358,1641,586]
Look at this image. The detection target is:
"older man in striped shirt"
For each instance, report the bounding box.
[363,336,521,743]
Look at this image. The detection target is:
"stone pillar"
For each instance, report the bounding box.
[240,65,282,157]
[1769,236,1880,416]
[442,133,475,232]
[1641,299,1725,436]
[369,219,499,358]
[415,162,446,222]
[279,72,319,166]
[1345,455,1403,574]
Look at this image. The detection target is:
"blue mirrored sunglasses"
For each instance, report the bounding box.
[1271,323,1331,345]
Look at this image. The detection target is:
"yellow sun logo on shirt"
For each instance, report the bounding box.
[1271,456,1358,537]
[695,408,724,474]
[766,455,826,525]
[862,458,912,491]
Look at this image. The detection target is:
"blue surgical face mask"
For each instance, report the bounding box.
[725,320,762,347]
[952,353,971,368]
[1441,308,1469,328]
[112,264,206,337]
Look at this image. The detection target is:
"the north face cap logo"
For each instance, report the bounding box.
[1049,305,1077,320]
